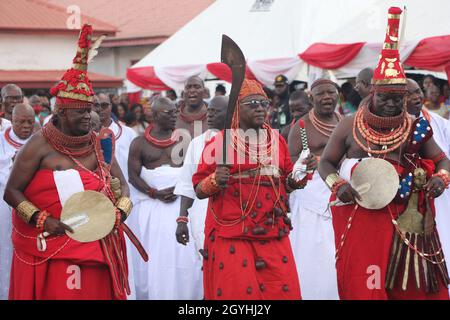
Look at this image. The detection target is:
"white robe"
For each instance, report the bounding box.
[128,166,203,300]
[108,120,138,300]
[0,119,11,132]
[425,111,450,294]
[173,130,217,260]
[289,171,339,300]
[109,120,137,181]
[0,129,29,299]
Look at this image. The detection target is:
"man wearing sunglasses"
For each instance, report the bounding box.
[192,79,310,300]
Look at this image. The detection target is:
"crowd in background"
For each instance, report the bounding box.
[5,74,450,137]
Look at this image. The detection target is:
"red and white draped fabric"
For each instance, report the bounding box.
[127,35,450,92]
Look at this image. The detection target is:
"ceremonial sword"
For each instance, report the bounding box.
[220,35,246,166]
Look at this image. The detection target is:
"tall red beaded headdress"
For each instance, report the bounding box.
[372,7,407,91]
[50,24,95,109]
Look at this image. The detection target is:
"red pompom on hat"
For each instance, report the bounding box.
[50,24,95,108]
[372,7,407,89]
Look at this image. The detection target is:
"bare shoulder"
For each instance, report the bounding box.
[336,114,354,132]
[24,131,51,152]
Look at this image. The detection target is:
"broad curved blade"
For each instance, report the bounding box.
[220,35,246,164]
[221,35,246,130]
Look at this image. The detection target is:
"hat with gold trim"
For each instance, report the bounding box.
[50,24,104,108]
[372,7,407,90]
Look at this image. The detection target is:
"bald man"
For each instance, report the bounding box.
[127,97,201,300]
[355,68,374,100]
[0,103,35,299]
[176,76,208,141]
[406,79,450,295]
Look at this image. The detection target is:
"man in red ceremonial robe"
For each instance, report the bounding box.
[319,7,450,300]
[192,79,312,300]
[3,25,134,300]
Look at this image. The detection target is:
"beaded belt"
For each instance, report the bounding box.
[231,165,281,179]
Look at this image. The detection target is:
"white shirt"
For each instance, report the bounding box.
[174,129,218,199]
[109,120,137,180]
[0,118,11,132]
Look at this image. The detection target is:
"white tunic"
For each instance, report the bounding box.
[424,111,450,294]
[0,118,11,132]
[109,120,137,180]
[174,130,217,260]
[128,166,203,300]
[0,128,29,299]
[108,120,138,299]
[289,171,339,300]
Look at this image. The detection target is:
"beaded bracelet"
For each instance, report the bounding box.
[176,216,189,224]
[199,173,221,196]
[289,175,308,189]
[148,187,156,199]
[331,180,349,196]
[36,210,50,231]
[432,169,450,189]
[432,152,447,164]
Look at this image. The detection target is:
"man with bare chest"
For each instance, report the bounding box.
[3,25,133,300]
[176,76,208,140]
[127,97,202,299]
[319,7,450,300]
[287,79,342,300]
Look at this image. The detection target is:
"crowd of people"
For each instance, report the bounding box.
[0,7,450,301]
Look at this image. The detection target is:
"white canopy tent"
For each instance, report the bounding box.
[127,0,450,91]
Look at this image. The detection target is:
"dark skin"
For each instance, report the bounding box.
[406,79,424,117]
[280,97,312,142]
[319,91,450,203]
[96,93,113,127]
[274,83,289,98]
[355,68,374,99]
[288,83,340,167]
[128,100,180,203]
[4,106,129,235]
[175,76,208,137]
[176,96,228,246]
[2,86,24,121]
[12,104,35,140]
[195,94,305,200]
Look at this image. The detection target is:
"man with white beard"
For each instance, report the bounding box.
[0,103,34,299]
[406,78,450,295]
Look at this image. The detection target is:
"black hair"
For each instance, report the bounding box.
[215,84,226,95]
